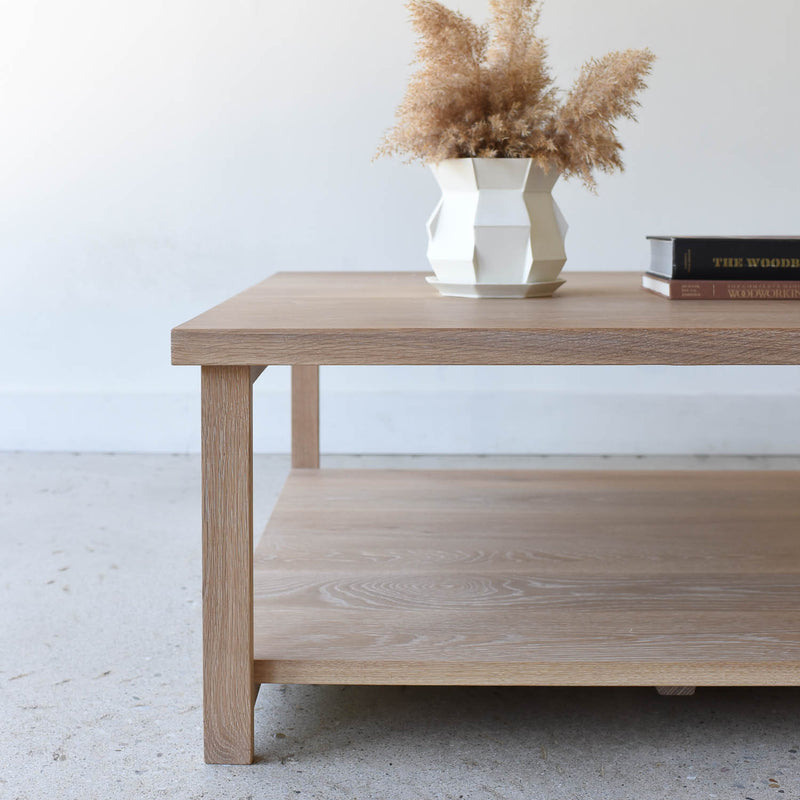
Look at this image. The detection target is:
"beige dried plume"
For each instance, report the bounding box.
[377,0,655,189]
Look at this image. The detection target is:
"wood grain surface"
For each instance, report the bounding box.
[291,365,319,468]
[202,366,254,764]
[253,469,800,686]
[172,272,800,365]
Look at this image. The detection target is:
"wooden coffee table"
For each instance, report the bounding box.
[172,271,800,764]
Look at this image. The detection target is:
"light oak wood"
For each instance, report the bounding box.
[255,661,797,686]
[172,272,800,366]
[291,365,319,468]
[202,366,254,764]
[175,272,800,762]
[252,469,800,686]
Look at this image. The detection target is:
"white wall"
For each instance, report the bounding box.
[1,0,799,454]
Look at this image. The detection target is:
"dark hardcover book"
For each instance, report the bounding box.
[642,273,800,300]
[648,236,800,280]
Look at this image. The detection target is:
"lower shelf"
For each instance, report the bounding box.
[253,469,800,685]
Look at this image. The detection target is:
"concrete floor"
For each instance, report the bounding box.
[1,452,799,800]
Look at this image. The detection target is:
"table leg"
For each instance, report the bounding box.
[201,365,254,764]
[292,365,320,468]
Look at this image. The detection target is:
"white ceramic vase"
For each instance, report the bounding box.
[426,158,568,298]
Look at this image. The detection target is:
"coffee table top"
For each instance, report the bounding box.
[171,271,800,366]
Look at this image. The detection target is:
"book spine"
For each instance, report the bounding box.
[665,280,800,300]
[672,240,800,280]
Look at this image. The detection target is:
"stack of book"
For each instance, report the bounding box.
[642,236,800,300]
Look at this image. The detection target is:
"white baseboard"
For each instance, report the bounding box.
[2,389,799,454]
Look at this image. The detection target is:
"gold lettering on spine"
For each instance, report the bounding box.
[743,256,800,269]
[699,250,800,273]
[712,257,744,268]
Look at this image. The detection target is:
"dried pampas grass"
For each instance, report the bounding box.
[377,0,655,189]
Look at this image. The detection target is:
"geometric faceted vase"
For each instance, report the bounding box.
[426,158,568,298]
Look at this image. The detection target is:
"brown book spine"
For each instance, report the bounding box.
[651,278,800,300]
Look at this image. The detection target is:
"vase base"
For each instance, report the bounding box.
[426,277,566,299]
